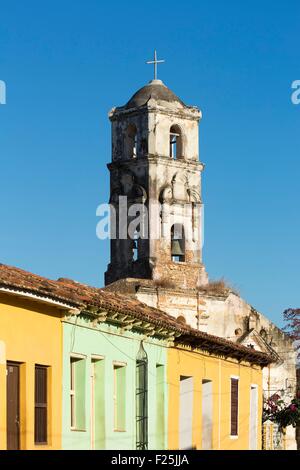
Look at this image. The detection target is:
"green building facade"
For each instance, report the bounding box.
[61,313,168,450]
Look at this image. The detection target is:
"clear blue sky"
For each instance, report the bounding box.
[0,0,299,326]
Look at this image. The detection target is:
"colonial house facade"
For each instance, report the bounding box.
[0,263,271,450]
[0,266,65,450]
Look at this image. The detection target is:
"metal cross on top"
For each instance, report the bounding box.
[146,50,165,81]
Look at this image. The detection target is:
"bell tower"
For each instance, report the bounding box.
[105,65,208,289]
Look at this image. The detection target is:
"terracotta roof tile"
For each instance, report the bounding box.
[0,263,272,366]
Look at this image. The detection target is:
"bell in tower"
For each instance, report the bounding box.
[171,224,185,263]
[105,53,208,289]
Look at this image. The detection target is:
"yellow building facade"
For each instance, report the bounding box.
[168,345,263,450]
[0,263,271,451]
[0,292,63,450]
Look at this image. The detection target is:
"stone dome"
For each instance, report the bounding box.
[125,79,185,109]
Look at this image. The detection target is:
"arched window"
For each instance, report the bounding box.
[133,231,139,261]
[169,125,183,159]
[125,124,137,159]
[171,224,185,262]
[260,328,267,340]
[136,342,148,450]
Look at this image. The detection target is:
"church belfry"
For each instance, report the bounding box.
[105,57,208,288]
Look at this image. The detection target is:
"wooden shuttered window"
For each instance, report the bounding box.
[34,365,48,444]
[230,378,239,436]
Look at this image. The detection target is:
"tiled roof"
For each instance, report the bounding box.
[0,263,272,366]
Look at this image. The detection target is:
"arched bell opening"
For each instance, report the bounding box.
[169,125,183,159]
[125,124,138,159]
[171,224,185,262]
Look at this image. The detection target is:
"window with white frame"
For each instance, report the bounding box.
[230,377,239,437]
[70,356,86,430]
[113,363,126,431]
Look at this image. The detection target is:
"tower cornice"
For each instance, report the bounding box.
[109,104,201,122]
[107,156,205,172]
